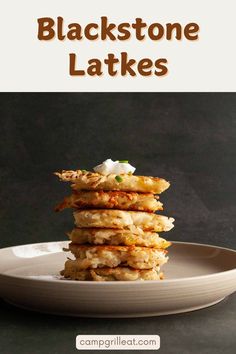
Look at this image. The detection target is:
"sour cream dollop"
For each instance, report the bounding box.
[93,159,136,175]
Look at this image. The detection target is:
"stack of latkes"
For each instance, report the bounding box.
[55,167,174,281]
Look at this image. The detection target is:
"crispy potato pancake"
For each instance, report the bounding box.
[55,190,163,212]
[61,262,164,281]
[55,170,170,194]
[68,228,171,248]
[73,209,174,232]
[66,244,168,270]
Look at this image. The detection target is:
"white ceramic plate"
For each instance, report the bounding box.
[0,241,235,317]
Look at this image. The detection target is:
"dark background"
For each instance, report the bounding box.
[0,93,236,248]
[0,93,235,354]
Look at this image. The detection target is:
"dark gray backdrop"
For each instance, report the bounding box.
[0,93,235,249]
[0,93,236,354]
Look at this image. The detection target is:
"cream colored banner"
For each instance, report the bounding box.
[0,0,235,91]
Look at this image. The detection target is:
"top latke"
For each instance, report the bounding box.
[55,170,170,194]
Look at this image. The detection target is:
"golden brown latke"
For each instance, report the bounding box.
[68,227,171,248]
[55,190,163,212]
[73,209,175,232]
[55,170,170,194]
[61,262,164,281]
[65,244,168,270]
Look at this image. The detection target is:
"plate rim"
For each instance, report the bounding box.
[0,240,236,285]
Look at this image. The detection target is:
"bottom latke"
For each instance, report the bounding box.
[61,260,163,281]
